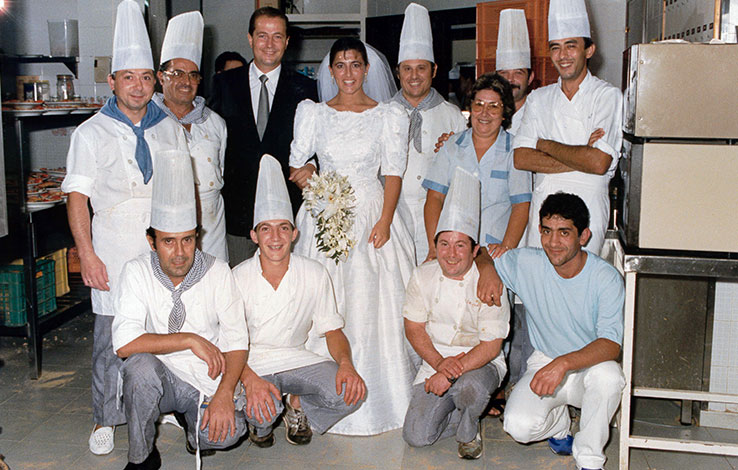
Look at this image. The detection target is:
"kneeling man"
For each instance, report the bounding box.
[402,167,509,460]
[496,193,625,470]
[113,151,250,469]
[232,155,365,447]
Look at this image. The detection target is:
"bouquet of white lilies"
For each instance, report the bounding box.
[303,171,357,264]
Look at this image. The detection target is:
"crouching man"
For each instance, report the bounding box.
[112,151,250,469]
[496,193,625,470]
[232,155,365,447]
[402,168,510,460]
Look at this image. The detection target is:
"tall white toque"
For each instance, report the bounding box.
[435,167,481,243]
[160,11,204,68]
[150,149,197,233]
[253,154,294,228]
[112,0,154,73]
[398,2,434,64]
[496,9,531,71]
[548,0,591,42]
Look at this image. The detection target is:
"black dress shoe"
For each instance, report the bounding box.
[185,438,216,457]
[176,412,217,457]
[124,446,161,470]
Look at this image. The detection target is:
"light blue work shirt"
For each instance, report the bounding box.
[494,247,624,359]
[422,127,531,246]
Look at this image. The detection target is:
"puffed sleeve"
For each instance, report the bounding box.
[61,127,96,196]
[379,102,409,177]
[289,99,318,168]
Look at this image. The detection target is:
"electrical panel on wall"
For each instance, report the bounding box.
[663,0,717,42]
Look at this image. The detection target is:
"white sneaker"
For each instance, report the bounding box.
[88,425,115,455]
[159,413,183,429]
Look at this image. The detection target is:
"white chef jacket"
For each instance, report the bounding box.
[513,71,623,253]
[402,261,510,385]
[398,101,467,264]
[508,101,527,137]
[188,111,228,261]
[111,254,249,397]
[232,253,345,377]
[61,112,188,315]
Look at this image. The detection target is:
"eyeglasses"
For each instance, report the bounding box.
[471,99,503,114]
[163,69,202,83]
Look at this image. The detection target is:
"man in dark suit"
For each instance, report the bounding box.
[210,7,318,266]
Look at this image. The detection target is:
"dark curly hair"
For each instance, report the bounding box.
[469,73,516,130]
[539,193,590,235]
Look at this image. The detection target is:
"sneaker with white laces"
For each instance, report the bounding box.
[457,429,483,460]
[284,394,312,445]
[88,425,115,455]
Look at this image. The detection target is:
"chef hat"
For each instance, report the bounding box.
[150,149,197,233]
[112,0,154,73]
[496,9,531,71]
[435,167,480,243]
[548,0,591,42]
[253,154,294,228]
[398,2,434,64]
[160,11,204,68]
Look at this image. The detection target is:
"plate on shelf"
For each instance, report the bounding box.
[43,109,72,115]
[26,201,59,210]
[70,108,95,114]
[3,108,45,116]
[12,101,44,109]
[45,100,86,108]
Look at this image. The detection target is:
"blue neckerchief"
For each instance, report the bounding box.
[100,96,167,184]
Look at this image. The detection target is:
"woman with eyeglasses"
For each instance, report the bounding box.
[422,73,532,262]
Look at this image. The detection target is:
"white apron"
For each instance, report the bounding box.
[91,197,153,315]
[525,173,609,255]
[198,190,227,261]
[190,131,227,262]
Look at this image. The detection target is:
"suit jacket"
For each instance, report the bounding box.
[209,64,318,236]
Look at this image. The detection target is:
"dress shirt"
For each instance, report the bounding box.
[249,62,281,124]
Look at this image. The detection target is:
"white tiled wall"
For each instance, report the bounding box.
[709,280,738,414]
[3,0,119,101]
[2,0,119,169]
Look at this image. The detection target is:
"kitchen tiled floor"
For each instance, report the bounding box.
[1,311,736,469]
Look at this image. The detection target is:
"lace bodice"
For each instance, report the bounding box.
[289,100,409,197]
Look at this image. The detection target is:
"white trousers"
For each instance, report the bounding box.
[503,350,624,469]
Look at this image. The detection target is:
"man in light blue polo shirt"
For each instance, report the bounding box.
[493,193,624,470]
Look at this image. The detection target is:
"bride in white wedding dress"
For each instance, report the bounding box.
[288,37,417,435]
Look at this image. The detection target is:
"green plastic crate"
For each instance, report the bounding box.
[0,258,57,327]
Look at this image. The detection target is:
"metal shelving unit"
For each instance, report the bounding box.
[0,54,79,78]
[1,111,91,379]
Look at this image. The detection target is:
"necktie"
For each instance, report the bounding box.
[257,74,269,140]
